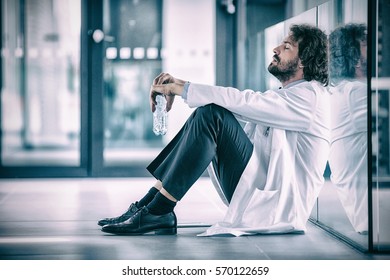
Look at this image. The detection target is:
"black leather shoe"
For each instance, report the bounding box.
[98,203,140,226]
[101,207,177,235]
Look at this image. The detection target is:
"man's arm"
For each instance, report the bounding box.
[186,82,318,132]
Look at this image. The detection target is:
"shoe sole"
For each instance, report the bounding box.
[101,227,177,236]
[154,227,177,235]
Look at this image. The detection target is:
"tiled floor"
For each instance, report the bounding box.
[0,178,388,260]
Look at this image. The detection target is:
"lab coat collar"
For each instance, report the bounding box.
[282,79,306,89]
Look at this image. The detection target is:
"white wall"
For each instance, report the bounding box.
[162,0,216,141]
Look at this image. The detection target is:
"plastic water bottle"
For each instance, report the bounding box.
[153,95,168,136]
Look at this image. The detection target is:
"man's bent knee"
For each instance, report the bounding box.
[195,104,232,119]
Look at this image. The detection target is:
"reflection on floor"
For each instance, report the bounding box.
[315,181,368,246]
[0,178,387,260]
[316,181,390,250]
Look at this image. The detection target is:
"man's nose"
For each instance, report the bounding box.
[273,46,280,55]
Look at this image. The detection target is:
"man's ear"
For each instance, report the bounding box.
[298,58,304,68]
[355,59,361,68]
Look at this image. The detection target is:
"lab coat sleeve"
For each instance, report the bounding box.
[186,83,317,131]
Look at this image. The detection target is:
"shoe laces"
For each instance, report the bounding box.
[109,203,138,221]
[126,206,147,223]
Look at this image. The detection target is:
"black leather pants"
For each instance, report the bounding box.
[147,104,253,203]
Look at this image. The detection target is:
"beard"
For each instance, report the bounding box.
[268,55,300,83]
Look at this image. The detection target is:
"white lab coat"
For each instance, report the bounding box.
[328,80,368,233]
[185,80,331,236]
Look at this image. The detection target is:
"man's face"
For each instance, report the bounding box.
[268,34,301,83]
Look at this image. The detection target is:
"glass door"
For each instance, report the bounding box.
[101,0,164,168]
[1,0,165,177]
[1,0,215,177]
[88,0,216,176]
[0,0,85,177]
[87,0,165,176]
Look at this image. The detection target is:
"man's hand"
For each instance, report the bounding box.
[150,73,186,112]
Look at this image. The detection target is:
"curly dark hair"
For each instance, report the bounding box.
[329,23,367,83]
[290,24,329,85]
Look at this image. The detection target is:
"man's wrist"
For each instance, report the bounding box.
[181,81,190,100]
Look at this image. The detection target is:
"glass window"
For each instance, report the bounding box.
[317,0,369,250]
[102,0,216,166]
[1,0,81,166]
